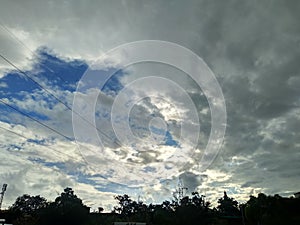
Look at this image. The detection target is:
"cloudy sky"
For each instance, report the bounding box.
[0,0,300,211]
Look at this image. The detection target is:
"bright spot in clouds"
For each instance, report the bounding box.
[0,0,300,211]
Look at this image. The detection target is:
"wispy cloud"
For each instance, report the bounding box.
[0,0,299,211]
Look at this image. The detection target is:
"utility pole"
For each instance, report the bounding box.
[0,184,7,211]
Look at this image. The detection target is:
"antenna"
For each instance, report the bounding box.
[173,179,188,203]
[0,184,8,210]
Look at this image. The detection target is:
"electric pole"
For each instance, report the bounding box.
[0,184,7,210]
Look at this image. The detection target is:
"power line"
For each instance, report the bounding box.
[0,22,36,57]
[0,122,103,193]
[0,99,93,166]
[0,125,82,162]
[0,21,66,80]
[0,23,121,147]
[0,54,73,110]
[0,122,107,209]
[0,54,122,147]
[0,22,120,147]
[0,127,91,203]
[0,138,86,209]
[0,99,73,141]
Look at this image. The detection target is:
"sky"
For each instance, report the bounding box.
[0,0,300,211]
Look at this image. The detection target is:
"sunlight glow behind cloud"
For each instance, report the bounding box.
[0,0,300,211]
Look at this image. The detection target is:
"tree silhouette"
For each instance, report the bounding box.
[39,187,89,225]
[244,193,300,225]
[6,189,300,225]
[9,194,48,225]
[10,194,48,215]
[217,191,240,216]
[113,194,134,217]
[174,192,213,225]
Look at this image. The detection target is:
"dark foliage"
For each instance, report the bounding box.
[39,187,89,225]
[216,191,240,216]
[8,194,48,225]
[3,188,300,225]
[9,194,48,215]
[245,193,300,225]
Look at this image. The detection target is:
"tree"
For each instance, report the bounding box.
[53,187,85,209]
[8,194,48,225]
[10,194,48,215]
[217,191,240,216]
[174,193,213,225]
[161,200,175,212]
[113,194,134,217]
[191,192,210,209]
[244,193,298,225]
[244,193,266,224]
[152,202,175,225]
[40,187,89,225]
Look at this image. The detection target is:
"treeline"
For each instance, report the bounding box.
[1,187,300,225]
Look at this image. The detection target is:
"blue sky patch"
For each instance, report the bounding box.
[164,130,179,147]
[35,47,88,91]
[101,69,126,96]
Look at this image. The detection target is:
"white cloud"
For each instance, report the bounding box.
[0,0,300,210]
